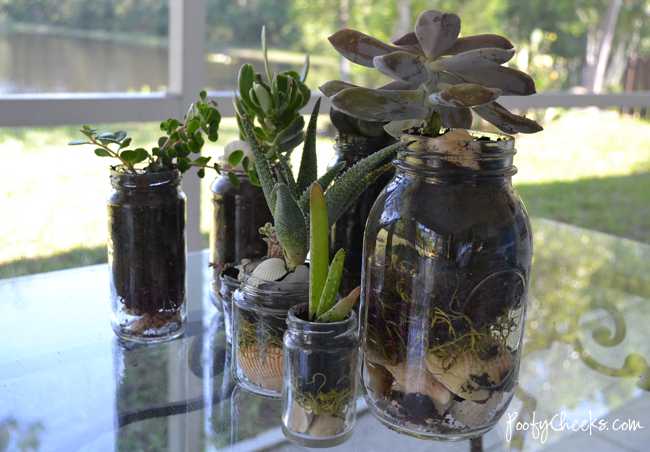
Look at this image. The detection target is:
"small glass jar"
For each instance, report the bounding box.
[361,131,533,440]
[209,173,273,303]
[327,133,395,298]
[281,303,358,448]
[232,260,308,398]
[108,167,186,342]
[220,268,240,345]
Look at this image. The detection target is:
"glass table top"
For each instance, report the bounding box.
[1,218,649,452]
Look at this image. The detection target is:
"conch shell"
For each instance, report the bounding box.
[237,345,284,392]
[425,349,515,401]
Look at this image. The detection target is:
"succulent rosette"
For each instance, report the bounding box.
[320,9,542,136]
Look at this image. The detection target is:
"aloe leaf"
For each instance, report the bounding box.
[275,149,298,198]
[328,29,401,68]
[274,183,309,269]
[309,183,329,319]
[415,10,461,58]
[338,162,393,219]
[473,102,544,134]
[428,48,515,72]
[324,140,410,227]
[331,87,429,122]
[298,162,345,215]
[373,51,430,85]
[428,83,501,108]
[442,34,514,56]
[450,66,537,96]
[316,249,345,318]
[316,286,361,323]
[295,98,321,196]
[319,80,359,98]
[240,114,277,215]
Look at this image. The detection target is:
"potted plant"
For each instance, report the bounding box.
[209,28,312,311]
[281,183,360,448]
[70,92,235,342]
[230,90,411,397]
[319,9,541,440]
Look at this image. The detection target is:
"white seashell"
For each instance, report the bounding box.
[221,140,253,169]
[366,360,393,397]
[288,402,314,433]
[281,264,309,284]
[386,361,453,405]
[449,391,505,427]
[425,349,515,401]
[237,345,284,392]
[308,414,345,438]
[251,258,287,282]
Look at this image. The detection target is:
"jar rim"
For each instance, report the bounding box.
[400,129,515,158]
[110,165,181,188]
[286,302,357,336]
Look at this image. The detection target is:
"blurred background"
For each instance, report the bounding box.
[1,0,649,278]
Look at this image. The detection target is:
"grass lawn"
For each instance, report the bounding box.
[1,108,649,278]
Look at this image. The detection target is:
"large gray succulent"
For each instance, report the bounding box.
[320,9,542,136]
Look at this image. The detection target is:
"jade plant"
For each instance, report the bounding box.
[319,9,543,137]
[308,183,361,322]
[236,96,410,270]
[69,91,246,178]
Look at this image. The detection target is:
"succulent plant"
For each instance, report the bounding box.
[235,97,410,270]
[233,27,311,167]
[319,9,542,137]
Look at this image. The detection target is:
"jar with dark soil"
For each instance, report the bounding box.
[232,260,308,399]
[282,303,358,448]
[108,167,186,342]
[327,133,395,298]
[361,131,533,440]
[209,173,273,307]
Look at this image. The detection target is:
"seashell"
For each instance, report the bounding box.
[281,264,309,284]
[237,345,284,392]
[386,362,453,405]
[449,390,505,427]
[425,349,516,401]
[288,402,313,433]
[308,414,345,438]
[251,258,287,282]
[366,360,393,396]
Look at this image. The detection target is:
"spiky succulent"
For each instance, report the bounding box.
[235,98,410,270]
[320,9,542,137]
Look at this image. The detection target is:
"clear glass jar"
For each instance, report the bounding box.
[327,133,396,298]
[220,268,240,345]
[361,131,533,440]
[209,173,273,306]
[282,303,358,448]
[108,168,186,342]
[232,260,308,398]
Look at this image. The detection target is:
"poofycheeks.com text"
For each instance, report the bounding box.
[506,411,643,443]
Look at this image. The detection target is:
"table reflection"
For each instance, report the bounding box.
[1,219,649,451]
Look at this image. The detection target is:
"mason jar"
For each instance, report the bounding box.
[360,131,533,440]
[281,303,358,448]
[220,268,240,345]
[209,173,273,305]
[327,133,395,298]
[108,167,186,343]
[232,260,308,398]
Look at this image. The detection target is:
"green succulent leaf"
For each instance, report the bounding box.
[273,115,305,145]
[240,114,277,215]
[228,171,240,189]
[473,101,543,134]
[316,249,345,318]
[331,87,429,122]
[94,148,112,157]
[309,183,329,320]
[295,98,321,195]
[228,150,245,167]
[328,29,402,68]
[316,286,361,323]
[300,53,310,82]
[69,140,91,145]
[273,184,309,270]
[298,161,345,216]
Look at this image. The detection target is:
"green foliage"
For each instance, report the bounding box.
[69,92,228,176]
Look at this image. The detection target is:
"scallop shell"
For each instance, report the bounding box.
[237,345,284,392]
[385,362,453,406]
[425,350,515,401]
[251,258,287,282]
[449,390,505,427]
[366,360,393,397]
[308,414,345,438]
[288,402,313,433]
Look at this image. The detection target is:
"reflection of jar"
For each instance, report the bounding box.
[327,133,395,298]
[232,261,308,398]
[209,173,272,301]
[361,131,533,440]
[282,303,358,447]
[108,168,186,342]
[220,269,240,345]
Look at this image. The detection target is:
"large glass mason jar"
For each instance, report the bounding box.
[282,303,358,448]
[232,260,309,398]
[108,168,186,342]
[360,131,533,440]
[327,133,395,298]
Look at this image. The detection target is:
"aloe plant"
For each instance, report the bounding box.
[320,9,543,137]
[236,96,410,270]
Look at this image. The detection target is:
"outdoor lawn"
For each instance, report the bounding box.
[1,108,649,279]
